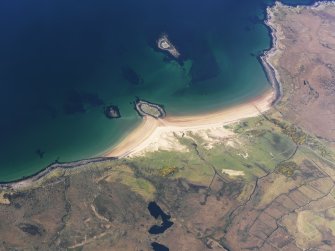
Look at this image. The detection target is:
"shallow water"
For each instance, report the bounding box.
[0,0,319,181]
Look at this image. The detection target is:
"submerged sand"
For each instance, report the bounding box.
[105,89,275,158]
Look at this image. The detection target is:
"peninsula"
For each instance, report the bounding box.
[157,34,180,58]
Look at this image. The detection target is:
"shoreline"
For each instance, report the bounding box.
[259,2,284,106]
[0,157,115,190]
[104,89,276,158]
[0,84,277,189]
[2,0,319,188]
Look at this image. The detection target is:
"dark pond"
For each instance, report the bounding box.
[151,242,169,251]
[148,201,174,235]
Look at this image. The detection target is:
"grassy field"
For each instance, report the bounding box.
[0,111,334,250]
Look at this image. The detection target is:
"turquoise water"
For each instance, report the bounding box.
[0,0,317,181]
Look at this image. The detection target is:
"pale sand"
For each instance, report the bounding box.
[105,89,275,158]
[222,169,245,177]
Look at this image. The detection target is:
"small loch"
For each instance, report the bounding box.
[147,201,174,234]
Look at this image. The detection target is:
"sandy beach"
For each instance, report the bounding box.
[105,89,275,158]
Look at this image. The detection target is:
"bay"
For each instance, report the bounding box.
[0,0,318,181]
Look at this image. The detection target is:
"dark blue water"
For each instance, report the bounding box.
[148,201,174,234]
[0,0,320,181]
[151,242,169,251]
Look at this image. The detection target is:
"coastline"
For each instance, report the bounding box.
[0,86,277,189]
[0,157,115,190]
[0,0,303,187]
[104,89,276,158]
[259,2,284,106]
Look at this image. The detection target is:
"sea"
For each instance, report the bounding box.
[0,0,317,181]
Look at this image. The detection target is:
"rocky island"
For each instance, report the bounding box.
[104,105,121,119]
[134,98,166,119]
[157,34,180,58]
